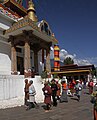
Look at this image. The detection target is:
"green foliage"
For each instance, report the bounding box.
[41,71,47,79]
[64,57,74,65]
[91,67,97,76]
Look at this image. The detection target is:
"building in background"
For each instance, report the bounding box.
[51,64,95,81]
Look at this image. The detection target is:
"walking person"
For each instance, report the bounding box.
[75,80,83,101]
[83,79,87,89]
[93,95,97,120]
[88,79,94,94]
[26,80,38,110]
[42,81,52,112]
[51,79,58,107]
[69,79,76,96]
[90,91,97,120]
[56,80,61,101]
[60,80,68,102]
[24,79,29,106]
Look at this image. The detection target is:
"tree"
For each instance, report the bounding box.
[91,66,97,77]
[64,57,74,65]
[53,73,58,78]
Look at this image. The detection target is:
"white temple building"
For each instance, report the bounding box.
[0,0,58,108]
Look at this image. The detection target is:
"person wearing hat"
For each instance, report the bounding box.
[75,80,82,101]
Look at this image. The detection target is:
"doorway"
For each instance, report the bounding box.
[17,56,24,75]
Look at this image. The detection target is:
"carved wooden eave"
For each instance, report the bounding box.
[8,31,52,48]
[3,0,27,17]
[4,16,58,44]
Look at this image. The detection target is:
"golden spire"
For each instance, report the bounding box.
[27,0,38,22]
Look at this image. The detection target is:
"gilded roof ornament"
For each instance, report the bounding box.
[27,0,38,22]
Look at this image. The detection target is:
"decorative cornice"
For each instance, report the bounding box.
[3,0,27,14]
[4,17,39,34]
[4,17,58,44]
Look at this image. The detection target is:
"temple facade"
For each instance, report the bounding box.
[0,0,58,76]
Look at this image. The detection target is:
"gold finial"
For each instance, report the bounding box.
[27,0,38,22]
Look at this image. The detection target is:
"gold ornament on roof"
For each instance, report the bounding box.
[27,0,38,22]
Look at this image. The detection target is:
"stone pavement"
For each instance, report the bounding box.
[0,89,94,120]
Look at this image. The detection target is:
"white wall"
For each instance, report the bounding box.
[25,76,44,103]
[0,38,11,74]
[0,75,44,103]
[0,75,24,100]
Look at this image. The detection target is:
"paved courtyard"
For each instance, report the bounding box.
[0,89,94,120]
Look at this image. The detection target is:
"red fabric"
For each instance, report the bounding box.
[69,83,74,89]
[42,85,52,104]
[90,82,93,87]
[56,83,61,96]
[62,83,67,90]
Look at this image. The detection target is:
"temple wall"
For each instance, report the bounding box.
[25,76,44,103]
[0,16,12,28]
[0,75,44,103]
[0,37,11,75]
[0,75,24,100]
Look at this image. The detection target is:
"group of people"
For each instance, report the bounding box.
[42,79,68,112]
[24,77,97,120]
[42,78,83,112]
[24,79,39,110]
[24,77,83,112]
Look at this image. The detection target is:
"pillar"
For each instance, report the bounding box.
[11,44,17,74]
[42,48,44,71]
[42,48,44,64]
[46,48,51,72]
[34,51,38,73]
[24,40,31,77]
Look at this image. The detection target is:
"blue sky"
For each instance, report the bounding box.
[33,0,97,66]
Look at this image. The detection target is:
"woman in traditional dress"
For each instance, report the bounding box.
[60,80,68,102]
[75,80,82,101]
[42,81,52,112]
[88,79,94,94]
[56,81,61,100]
